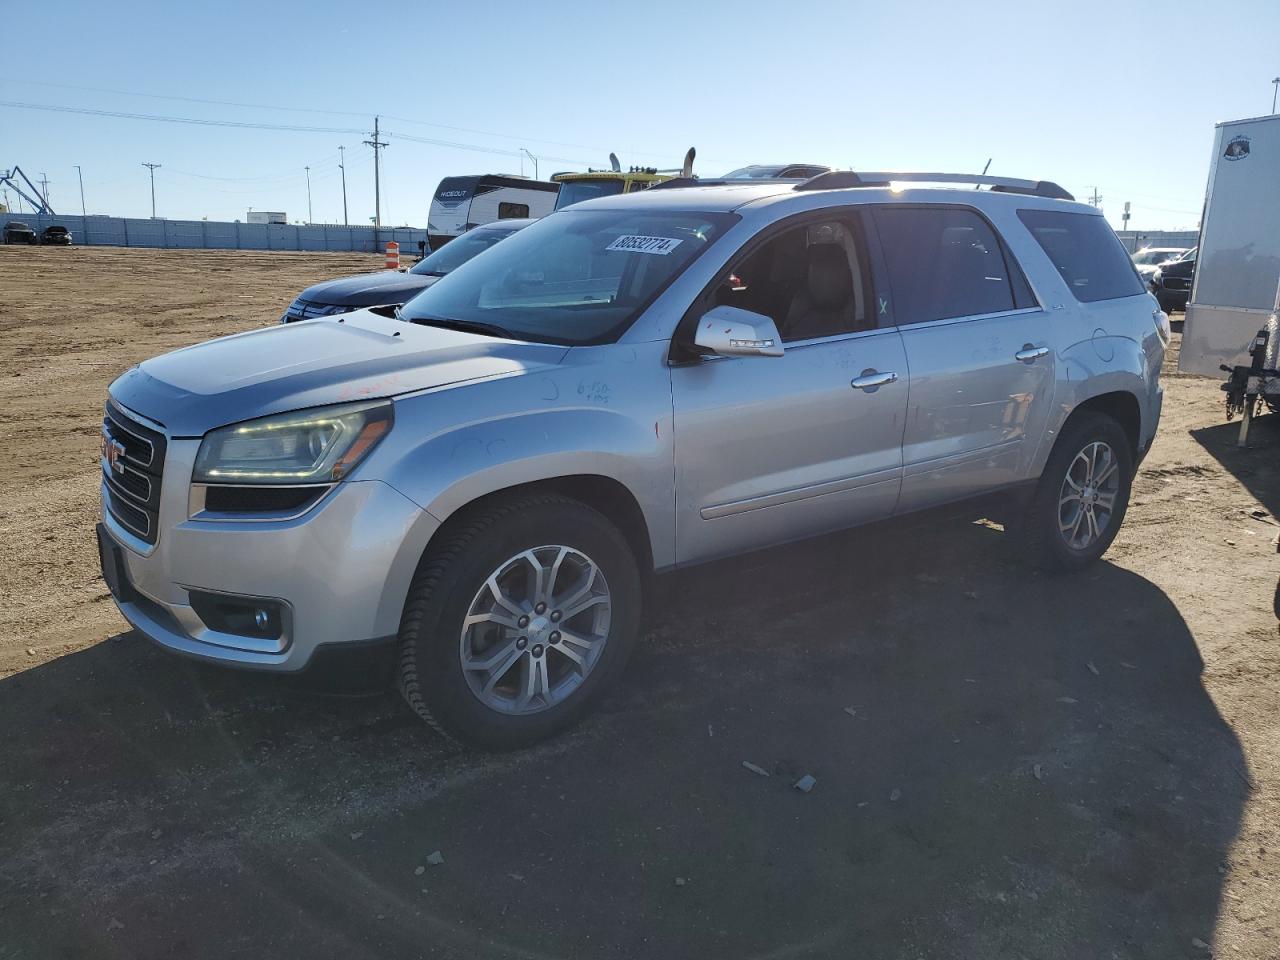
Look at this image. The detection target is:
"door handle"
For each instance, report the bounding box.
[851,370,899,391]
[1015,344,1050,362]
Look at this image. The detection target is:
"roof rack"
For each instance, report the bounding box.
[794,171,1073,201]
[648,176,809,191]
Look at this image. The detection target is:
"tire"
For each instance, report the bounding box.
[1264,313,1280,373]
[1014,412,1134,571]
[396,494,642,750]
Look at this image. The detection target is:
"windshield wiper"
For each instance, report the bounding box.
[406,314,516,339]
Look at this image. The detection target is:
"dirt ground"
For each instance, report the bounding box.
[1,246,1277,959]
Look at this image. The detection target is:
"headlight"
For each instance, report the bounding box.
[193,401,393,485]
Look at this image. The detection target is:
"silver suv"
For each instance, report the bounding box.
[98,171,1167,748]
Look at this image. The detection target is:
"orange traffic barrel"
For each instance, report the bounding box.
[385,241,400,269]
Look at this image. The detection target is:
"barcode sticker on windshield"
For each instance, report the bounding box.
[606,235,683,255]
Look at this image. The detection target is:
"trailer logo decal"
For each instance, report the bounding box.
[605,235,682,255]
[1224,136,1251,161]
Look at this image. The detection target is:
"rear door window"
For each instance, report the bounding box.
[872,207,1019,325]
[1017,209,1145,302]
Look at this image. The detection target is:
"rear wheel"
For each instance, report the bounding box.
[1014,412,1134,571]
[397,494,641,750]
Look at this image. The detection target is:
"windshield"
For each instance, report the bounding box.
[554,179,626,210]
[410,225,521,276]
[721,165,787,179]
[400,208,737,345]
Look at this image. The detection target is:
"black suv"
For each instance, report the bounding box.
[1149,249,1195,313]
[3,221,37,245]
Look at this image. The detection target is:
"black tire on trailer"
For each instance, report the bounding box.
[396,493,642,750]
[1013,411,1135,572]
[1263,313,1280,415]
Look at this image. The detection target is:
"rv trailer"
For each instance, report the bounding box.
[426,174,558,250]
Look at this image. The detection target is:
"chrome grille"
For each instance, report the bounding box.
[283,297,339,322]
[103,404,166,545]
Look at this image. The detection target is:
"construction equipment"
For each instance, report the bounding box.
[0,165,55,214]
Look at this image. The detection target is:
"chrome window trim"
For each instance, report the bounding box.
[777,324,904,351]
[890,305,1047,332]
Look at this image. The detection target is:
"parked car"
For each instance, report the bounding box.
[99,170,1165,749]
[39,225,72,246]
[1149,249,1196,313]
[3,221,37,244]
[280,219,533,322]
[1131,245,1189,286]
[721,163,833,179]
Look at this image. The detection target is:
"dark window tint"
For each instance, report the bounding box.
[872,207,1016,324]
[1017,209,1144,302]
[498,202,529,219]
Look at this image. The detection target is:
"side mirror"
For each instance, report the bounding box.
[693,305,784,358]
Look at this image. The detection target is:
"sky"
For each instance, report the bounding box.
[3,0,1278,233]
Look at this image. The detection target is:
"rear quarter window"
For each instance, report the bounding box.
[1017,209,1144,303]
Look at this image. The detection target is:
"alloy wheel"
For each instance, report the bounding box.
[459,545,612,715]
[1058,441,1120,551]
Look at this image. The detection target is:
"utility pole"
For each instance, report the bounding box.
[1086,186,1103,209]
[363,116,388,242]
[338,145,349,226]
[142,163,161,218]
[520,147,539,179]
[38,172,50,210]
[74,164,86,217]
[305,165,312,223]
[1272,77,1280,114]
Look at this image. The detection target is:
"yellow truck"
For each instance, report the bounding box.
[552,149,695,210]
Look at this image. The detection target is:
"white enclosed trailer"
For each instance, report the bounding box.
[1180,114,1280,393]
[426,175,558,250]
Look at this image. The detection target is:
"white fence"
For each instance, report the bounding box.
[2,212,427,253]
[1116,230,1199,253]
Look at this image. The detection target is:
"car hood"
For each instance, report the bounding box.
[297,270,440,307]
[110,309,569,436]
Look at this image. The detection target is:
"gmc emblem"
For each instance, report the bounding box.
[101,433,126,475]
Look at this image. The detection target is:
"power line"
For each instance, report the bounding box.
[0,98,366,134]
[0,98,594,168]
[5,78,671,159]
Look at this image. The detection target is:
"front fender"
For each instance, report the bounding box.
[373,355,676,569]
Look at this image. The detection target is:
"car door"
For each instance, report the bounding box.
[670,211,909,566]
[870,205,1055,513]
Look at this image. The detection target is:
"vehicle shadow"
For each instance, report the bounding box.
[1190,409,1280,521]
[1,512,1248,959]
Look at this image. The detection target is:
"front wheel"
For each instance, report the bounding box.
[1015,412,1134,571]
[397,494,641,750]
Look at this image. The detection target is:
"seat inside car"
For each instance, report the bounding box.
[781,243,857,340]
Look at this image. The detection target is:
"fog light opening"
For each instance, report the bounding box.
[189,590,287,642]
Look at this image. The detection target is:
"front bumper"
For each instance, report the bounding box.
[99,434,439,671]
